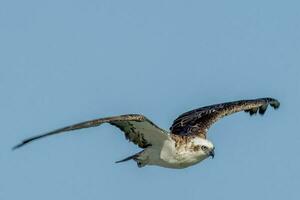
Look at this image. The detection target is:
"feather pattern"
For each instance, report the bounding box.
[170,97,280,138]
[13,114,169,149]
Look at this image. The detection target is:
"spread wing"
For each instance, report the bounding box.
[170,97,280,138]
[13,114,169,150]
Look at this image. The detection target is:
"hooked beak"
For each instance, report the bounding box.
[209,148,215,159]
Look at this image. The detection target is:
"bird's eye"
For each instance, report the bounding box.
[201,146,208,151]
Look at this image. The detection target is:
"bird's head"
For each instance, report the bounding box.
[195,138,215,159]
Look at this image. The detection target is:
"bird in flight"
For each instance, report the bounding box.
[14,97,280,169]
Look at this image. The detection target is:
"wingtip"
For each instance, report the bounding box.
[245,98,280,116]
[270,99,280,109]
[12,143,23,151]
[12,140,29,150]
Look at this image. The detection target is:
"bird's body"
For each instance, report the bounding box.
[14,97,280,169]
[132,136,213,169]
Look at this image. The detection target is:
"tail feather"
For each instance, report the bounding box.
[115,153,139,163]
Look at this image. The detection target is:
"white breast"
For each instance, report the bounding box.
[145,137,209,169]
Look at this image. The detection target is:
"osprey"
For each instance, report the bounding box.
[14,97,280,169]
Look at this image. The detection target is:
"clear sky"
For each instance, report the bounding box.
[1,0,299,199]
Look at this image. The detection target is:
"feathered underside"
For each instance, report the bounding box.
[13,114,169,150]
[170,97,280,138]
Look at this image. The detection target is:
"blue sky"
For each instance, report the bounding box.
[1,0,299,199]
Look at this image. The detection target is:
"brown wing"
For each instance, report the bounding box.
[13,114,169,150]
[170,97,280,138]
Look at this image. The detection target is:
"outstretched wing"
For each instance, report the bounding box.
[13,114,169,150]
[170,97,280,138]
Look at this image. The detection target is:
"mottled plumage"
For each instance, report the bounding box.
[170,97,280,138]
[13,97,280,169]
